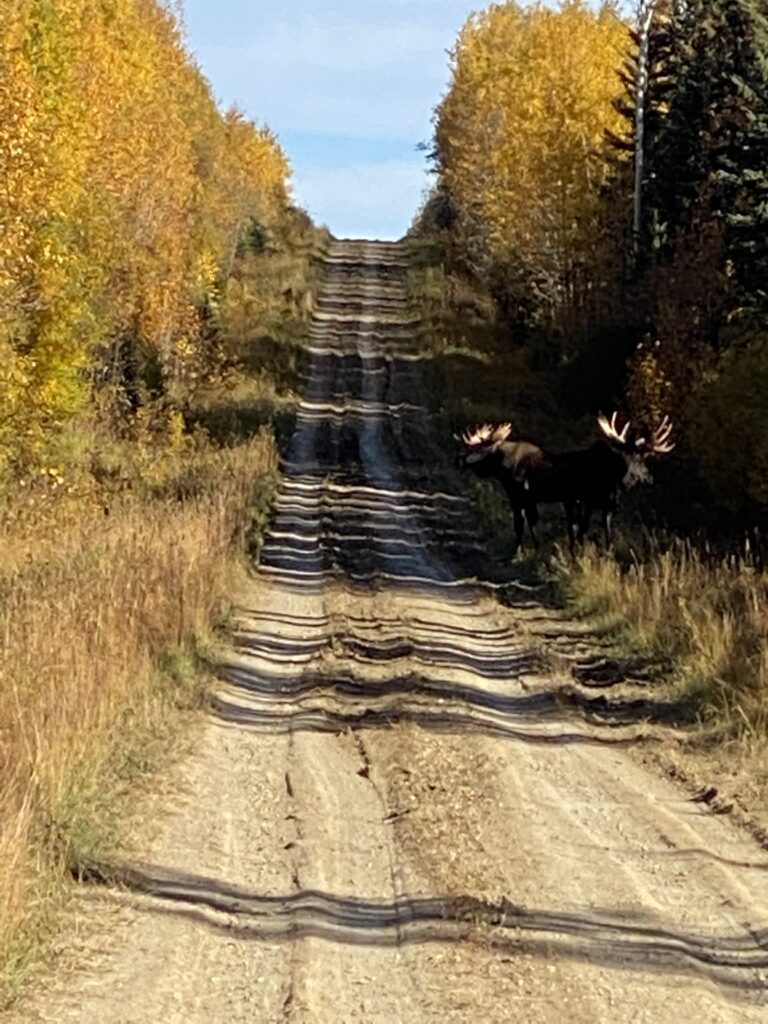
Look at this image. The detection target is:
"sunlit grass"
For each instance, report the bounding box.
[555,541,768,741]
[0,436,277,1002]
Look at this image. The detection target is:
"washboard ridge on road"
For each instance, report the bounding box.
[9,239,768,1023]
[259,238,490,588]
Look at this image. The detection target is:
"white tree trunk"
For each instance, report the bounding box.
[633,0,656,264]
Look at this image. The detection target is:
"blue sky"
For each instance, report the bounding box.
[181,1,476,239]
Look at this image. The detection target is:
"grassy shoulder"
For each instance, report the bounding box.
[0,211,328,1007]
[553,542,768,741]
[551,539,768,846]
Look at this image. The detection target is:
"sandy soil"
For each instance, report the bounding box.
[7,240,768,1024]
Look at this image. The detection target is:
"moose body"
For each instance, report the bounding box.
[459,415,673,550]
[542,440,644,546]
[464,435,551,548]
[460,424,576,549]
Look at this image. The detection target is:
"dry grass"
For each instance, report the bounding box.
[0,204,323,1003]
[557,542,768,740]
[0,433,277,1001]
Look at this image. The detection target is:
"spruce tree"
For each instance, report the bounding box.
[604,0,685,267]
[650,0,768,320]
[713,0,768,318]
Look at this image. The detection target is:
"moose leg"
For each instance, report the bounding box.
[564,499,582,552]
[602,494,617,547]
[512,506,526,551]
[525,501,539,548]
[563,500,576,553]
[602,508,613,547]
[579,503,594,544]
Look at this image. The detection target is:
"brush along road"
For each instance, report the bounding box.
[10,240,768,1023]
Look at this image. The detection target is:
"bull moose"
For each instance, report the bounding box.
[458,413,675,550]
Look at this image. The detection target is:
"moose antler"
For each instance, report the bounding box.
[460,423,492,446]
[648,415,675,454]
[491,422,512,443]
[459,422,511,447]
[597,411,630,446]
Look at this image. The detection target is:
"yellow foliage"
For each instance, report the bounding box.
[0,0,291,473]
[434,1,628,320]
[627,340,674,425]
[166,409,187,452]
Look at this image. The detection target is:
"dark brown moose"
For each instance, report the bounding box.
[458,414,675,551]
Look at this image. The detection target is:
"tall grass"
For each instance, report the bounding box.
[0,435,276,999]
[558,542,768,740]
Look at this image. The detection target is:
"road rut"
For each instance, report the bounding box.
[8,239,768,1023]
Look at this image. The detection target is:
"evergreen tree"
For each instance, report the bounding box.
[650,0,768,320]
[713,0,768,318]
[605,0,687,264]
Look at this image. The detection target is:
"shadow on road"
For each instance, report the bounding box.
[214,656,677,738]
[76,861,768,999]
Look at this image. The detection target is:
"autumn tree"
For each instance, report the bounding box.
[433,1,629,333]
[0,0,291,474]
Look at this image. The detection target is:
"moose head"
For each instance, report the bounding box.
[457,421,548,502]
[458,422,513,465]
[457,421,548,547]
[596,412,675,488]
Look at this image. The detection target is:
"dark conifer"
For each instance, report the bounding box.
[650,0,768,318]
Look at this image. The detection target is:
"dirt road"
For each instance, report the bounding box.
[11,240,768,1023]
